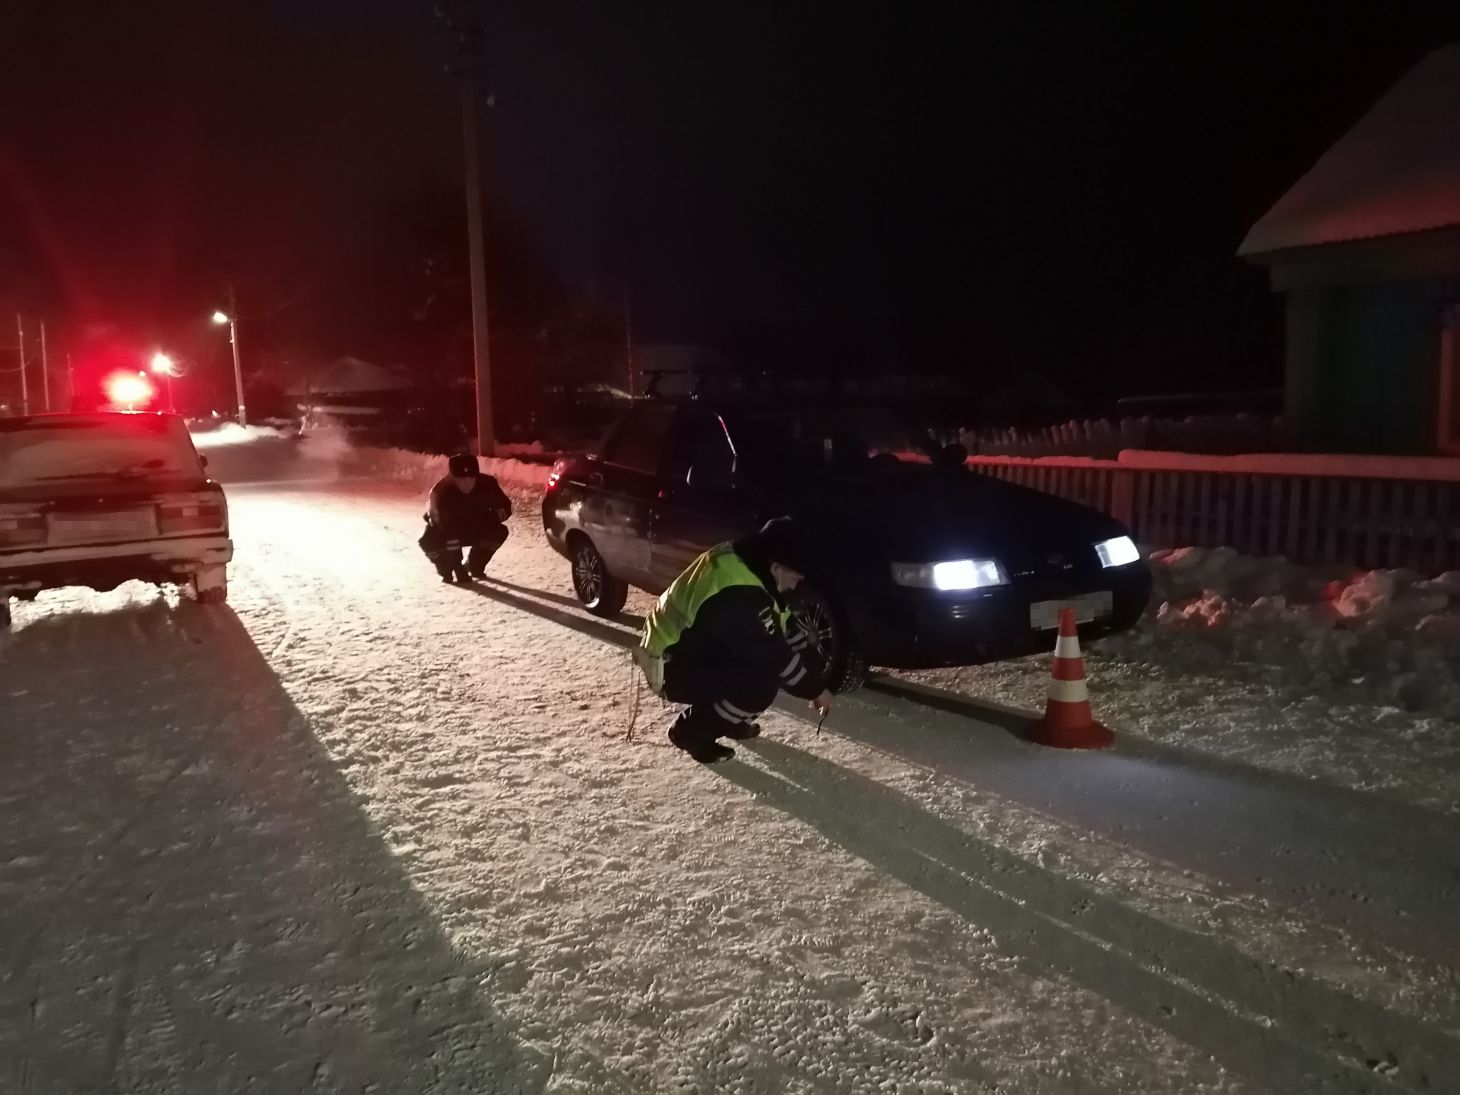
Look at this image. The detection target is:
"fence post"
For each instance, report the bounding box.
[1110,469,1134,528]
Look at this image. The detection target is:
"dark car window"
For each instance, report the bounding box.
[601,405,676,474]
[729,407,919,481]
[664,413,737,488]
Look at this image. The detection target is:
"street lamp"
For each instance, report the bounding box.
[149,352,177,412]
[211,305,246,427]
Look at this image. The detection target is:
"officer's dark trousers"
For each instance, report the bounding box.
[663,650,779,745]
[420,522,508,578]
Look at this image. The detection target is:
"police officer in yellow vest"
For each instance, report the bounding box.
[639,518,834,763]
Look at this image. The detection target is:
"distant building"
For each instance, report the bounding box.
[288,357,414,427]
[1240,46,1460,454]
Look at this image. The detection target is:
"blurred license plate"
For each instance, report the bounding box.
[1030,592,1113,631]
[48,509,158,545]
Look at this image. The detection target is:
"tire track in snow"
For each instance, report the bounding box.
[14,974,38,1095]
[96,946,138,1093]
[4,745,212,980]
[720,742,1458,1095]
[234,557,296,660]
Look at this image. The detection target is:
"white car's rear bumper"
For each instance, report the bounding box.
[0,536,233,594]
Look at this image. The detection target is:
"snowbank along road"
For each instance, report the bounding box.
[1,436,1457,1094]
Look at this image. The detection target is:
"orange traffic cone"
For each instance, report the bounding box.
[1026,607,1113,749]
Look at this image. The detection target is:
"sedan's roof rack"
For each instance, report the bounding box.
[641,368,860,403]
[642,368,709,400]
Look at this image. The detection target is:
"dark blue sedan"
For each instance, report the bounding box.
[543,396,1150,691]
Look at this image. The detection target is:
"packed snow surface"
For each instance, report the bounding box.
[2,433,1458,1093]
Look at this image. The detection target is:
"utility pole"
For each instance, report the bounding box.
[438,5,494,456]
[228,285,246,427]
[39,321,50,411]
[624,284,635,400]
[15,314,28,415]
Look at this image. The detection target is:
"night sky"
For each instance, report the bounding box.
[2,2,1458,409]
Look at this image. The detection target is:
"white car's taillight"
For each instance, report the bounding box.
[0,510,46,547]
[157,496,227,535]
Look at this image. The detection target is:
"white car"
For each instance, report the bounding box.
[0,412,233,628]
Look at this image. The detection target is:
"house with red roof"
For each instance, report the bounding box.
[1241,46,1460,454]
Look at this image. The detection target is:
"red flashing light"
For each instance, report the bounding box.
[105,371,156,411]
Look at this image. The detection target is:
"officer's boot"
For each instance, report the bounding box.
[667,709,734,764]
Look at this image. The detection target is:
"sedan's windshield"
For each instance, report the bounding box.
[0,417,204,488]
[730,407,930,480]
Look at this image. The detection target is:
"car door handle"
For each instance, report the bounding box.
[588,471,604,487]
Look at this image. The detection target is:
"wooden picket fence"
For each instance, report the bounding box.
[968,454,1460,572]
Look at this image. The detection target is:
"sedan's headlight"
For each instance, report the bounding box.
[1094,535,1141,568]
[891,559,1008,591]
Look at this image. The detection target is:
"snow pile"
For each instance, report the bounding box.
[239,425,554,490]
[335,441,551,491]
[187,422,556,493]
[1104,547,1460,716]
[497,441,547,457]
[963,414,1282,459]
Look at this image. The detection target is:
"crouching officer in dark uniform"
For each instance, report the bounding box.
[638,518,834,763]
[420,452,512,583]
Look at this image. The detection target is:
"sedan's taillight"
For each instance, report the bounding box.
[157,497,227,535]
[0,510,46,547]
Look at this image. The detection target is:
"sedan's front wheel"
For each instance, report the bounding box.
[792,581,867,693]
[571,536,628,618]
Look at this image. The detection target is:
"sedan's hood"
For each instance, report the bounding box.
[776,464,1128,564]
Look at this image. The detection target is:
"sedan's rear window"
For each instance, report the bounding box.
[0,416,204,487]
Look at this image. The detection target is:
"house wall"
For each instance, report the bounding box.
[1285,282,1442,453]
[1267,235,1460,454]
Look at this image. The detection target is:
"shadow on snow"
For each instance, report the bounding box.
[0,599,545,1093]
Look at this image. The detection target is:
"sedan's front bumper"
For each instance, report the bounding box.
[847,564,1152,669]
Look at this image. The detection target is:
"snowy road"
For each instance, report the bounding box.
[3,457,1458,1093]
